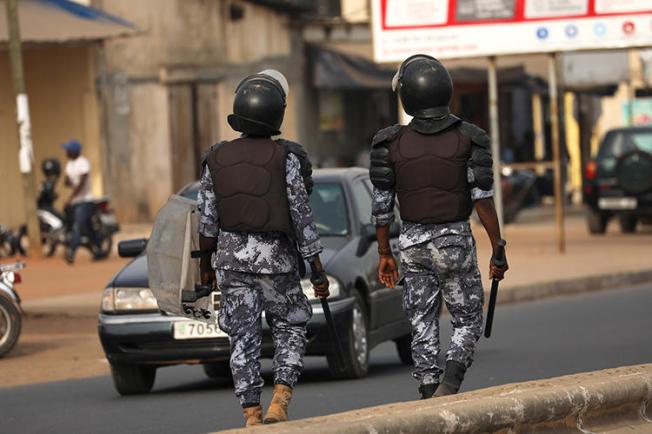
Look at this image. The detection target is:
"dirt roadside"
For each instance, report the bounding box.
[16,254,129,302]
[0,315,107,388]
[1,252,121,388]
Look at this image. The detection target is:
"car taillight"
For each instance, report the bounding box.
[585,161,597,181]
[98,201,110,212]
[12,273,21,284]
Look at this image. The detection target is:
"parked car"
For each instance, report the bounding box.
[584,127,652,234]
[98,168,411,395]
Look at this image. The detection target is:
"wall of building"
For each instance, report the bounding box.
[98,0,291,77]
[0,45,102,228]
[96,0,297,222]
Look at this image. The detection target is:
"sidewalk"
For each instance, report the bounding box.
[15,208,652,317]
[474,207,652,291]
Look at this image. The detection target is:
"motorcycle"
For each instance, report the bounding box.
[37,158,120,258]
[38,199,120,258]
[0,225,26,258]
[0,262,24,357]
[500,168,539,224]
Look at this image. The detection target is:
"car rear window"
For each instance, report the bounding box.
[179,180,350,236]
[311,183,349,236]
[598,130,652,159]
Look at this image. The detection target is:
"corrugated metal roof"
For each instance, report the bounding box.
[0,0,136,44]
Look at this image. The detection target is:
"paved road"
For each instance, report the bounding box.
[2,284,652,434]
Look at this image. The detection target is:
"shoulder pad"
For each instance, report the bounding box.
[371,124,403,148]
[277,139,314,195]
[201,141,227,168]
[459,122,490,149]
[369,145,395,190]
[278,139,308,161]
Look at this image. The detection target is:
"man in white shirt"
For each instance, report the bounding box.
[62,140,98,264]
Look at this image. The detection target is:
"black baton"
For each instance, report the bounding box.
[484,239,506,338]
[311,269,347,372]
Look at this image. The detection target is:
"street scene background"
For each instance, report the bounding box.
[1,0,652,433]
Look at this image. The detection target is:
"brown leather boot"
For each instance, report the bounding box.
[263,384,293,424]
[242,405,263,427]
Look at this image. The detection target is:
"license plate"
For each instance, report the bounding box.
[598,197,637,210]
[173,321,227,340]
[99,213,118,226]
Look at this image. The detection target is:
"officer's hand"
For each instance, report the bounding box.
[201,268,216,288]
[489,259,508,281]
[200,254,216,288]
[378,255,399,288]
[313,274,330,299]
[199,261,216,288]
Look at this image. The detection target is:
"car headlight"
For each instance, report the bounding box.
[300,274,341,301]
[101,287,159,313]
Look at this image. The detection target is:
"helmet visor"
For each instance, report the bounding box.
[391,69,400,92]
[259,69,289,99]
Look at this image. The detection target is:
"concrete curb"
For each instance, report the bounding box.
[219,365,652,433]
[497,269,652,305]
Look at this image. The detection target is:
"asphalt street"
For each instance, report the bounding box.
[2,283,652,434]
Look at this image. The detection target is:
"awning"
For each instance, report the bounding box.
[310,45,396,90]
[0,0,136,44]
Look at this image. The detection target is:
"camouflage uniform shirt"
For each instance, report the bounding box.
[198,153,322,274]
[372,168,494,248]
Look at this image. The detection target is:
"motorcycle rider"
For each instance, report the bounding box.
[197,70,329,426]
[62,140,100,264]
[369,55,509,399]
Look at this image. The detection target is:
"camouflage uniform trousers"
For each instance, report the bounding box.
[215,269,313,406]
[400,233,484,385]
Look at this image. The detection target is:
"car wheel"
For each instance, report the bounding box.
[327,291,369,379]
[618,214,637,233]
[110,363,156,395]
[0,295,21,358]
[394,334,413,365]
[203,362,232,380]
[587,210,608,234]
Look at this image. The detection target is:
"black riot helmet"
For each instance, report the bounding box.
[393,54,453,119]
[41,158,61,178]
[227,69,289,137]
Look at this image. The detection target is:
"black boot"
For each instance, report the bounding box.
[418,382,439,399]
[434,360,466,397]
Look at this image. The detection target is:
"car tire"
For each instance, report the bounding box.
[203,362,232,380]
[394,334,413,365]
[587,210,608,234]
[0,295,21,358]
[327,291,369,379]
[110,363,156,395]
[618,214,637,233]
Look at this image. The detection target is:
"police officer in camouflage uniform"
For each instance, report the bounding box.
[369,55,508,399]
[197,70,329,426]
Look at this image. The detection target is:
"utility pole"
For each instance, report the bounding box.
[5,0,42,255]
[487,56,504,231]
[548,53,565,254]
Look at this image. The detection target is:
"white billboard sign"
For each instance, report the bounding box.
[371,0,652,62]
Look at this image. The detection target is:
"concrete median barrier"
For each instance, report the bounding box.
[219,364,652,433]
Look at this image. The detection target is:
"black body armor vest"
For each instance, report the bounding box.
[387,126,473,224]
[205,138,291,234]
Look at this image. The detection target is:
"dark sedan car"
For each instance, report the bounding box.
[99,168,411,395]
[584,127,652,234]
